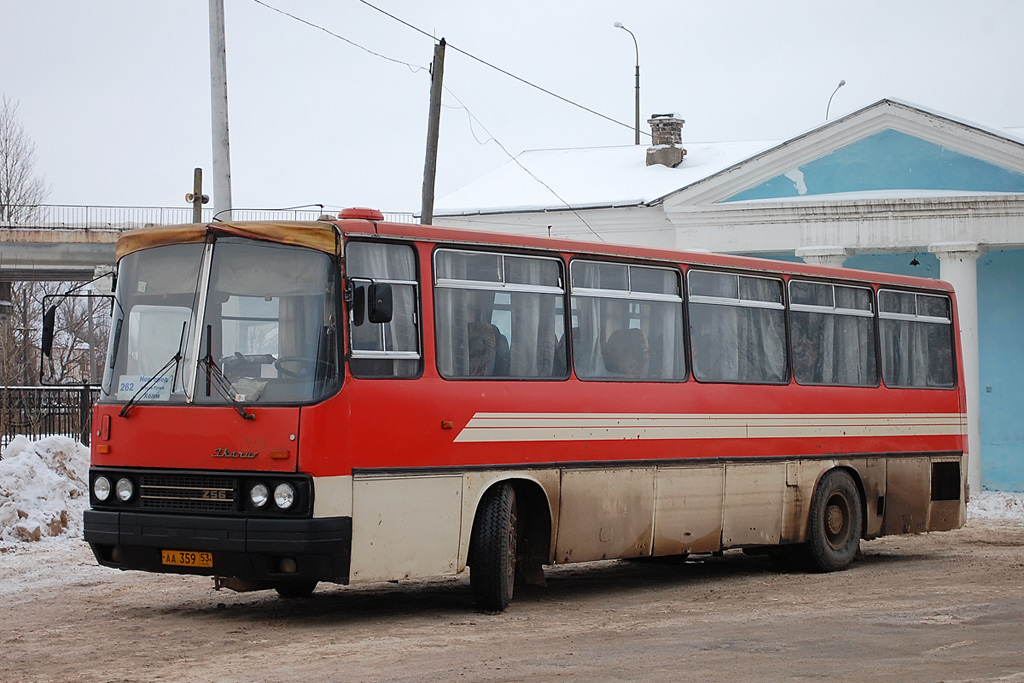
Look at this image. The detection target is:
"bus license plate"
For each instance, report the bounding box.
[161,550,213,568]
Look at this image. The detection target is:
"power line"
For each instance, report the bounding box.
[443,87,605,241]
[356,0,647,139]
[252,0,646,138]
[251,0,426,73]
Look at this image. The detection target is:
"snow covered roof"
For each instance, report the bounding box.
[435,99,1024,218]
[434,140,776,216]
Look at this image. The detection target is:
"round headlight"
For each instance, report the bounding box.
[274,482,296,510]
[115,477,134,502]
[93,476,111,502]
[250,483,269,508]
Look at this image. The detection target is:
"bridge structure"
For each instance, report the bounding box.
[0,205,415,287]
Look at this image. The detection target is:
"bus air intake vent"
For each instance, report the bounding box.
[139,474,237,512]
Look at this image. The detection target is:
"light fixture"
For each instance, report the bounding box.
[614,22,641,145]
[826,79,846,120]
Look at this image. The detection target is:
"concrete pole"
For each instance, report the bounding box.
[929,242,983,495]
[209,0,233,221]
[421,39,446,225]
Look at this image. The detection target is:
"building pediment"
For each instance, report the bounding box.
[665,99,1024,208]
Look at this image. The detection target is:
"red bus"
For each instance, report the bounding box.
[83,208,967,611]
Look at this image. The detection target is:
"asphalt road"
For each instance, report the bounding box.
[2,518,1023,682]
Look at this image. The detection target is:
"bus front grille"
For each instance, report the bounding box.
[139,474,237,512]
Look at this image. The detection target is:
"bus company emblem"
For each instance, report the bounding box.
[212,447,258,459]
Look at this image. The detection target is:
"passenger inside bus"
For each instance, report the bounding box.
[467,321,510,377]
[602,328,650,378]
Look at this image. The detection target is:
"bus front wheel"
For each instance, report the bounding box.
[470,483,518,612]
[805,469,863,572]
[274,580,317,599]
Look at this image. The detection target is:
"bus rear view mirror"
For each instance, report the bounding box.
[368,282,393,324]
[350,283,366,326]
[41,305,57,357]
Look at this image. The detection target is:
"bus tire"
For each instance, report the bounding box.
[806,469,863,572]
[274,580,317,599]
[470,483,518,612]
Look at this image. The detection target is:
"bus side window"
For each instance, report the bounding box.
[789,280,877,386]
[345,241,421,378]
[570,260,685,382]
[879,289,955,388]
[435,250,566,379]
[688,270,787,384]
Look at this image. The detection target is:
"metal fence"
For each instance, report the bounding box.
[0,386,99,448]
[1,204,416,229]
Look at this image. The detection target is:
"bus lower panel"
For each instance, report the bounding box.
[84,510,352,584]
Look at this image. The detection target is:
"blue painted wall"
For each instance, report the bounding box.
[977,250,1024,492]
[726,129,1024,202]
[757,250,1023,491]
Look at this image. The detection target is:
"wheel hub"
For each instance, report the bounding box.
[826,504,845,536]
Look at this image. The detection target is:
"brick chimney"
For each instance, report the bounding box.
[646,113,686,168]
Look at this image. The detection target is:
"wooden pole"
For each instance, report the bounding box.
[420,38,446,225]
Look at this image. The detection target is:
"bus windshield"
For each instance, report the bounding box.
[100,236,340,406]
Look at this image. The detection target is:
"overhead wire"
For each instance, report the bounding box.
[357,0,648,139]
[442,87,605,241]
[251,0,426,73]
[249,0,617,237]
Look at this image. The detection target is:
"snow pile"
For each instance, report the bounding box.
[968,491,1024,522]
[0,436,90,545]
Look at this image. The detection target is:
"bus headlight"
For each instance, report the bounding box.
[250,483,269,508]
[93,476,112,502]
[115,477,134,502]
[274,483,296,510]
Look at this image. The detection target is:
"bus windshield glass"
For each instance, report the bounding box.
[100,236,340,406]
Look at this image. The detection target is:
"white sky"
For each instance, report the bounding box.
[2,0,1022,214]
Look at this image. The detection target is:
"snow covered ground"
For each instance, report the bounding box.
[1,436,1022,553]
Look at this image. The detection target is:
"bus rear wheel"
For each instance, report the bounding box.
[805,469,863,572]
[470,483,518,612]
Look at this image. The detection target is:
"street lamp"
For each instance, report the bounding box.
[614,22,640,145]
[826,79,846,120]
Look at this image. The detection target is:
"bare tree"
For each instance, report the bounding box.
[0,94,49,224]
[2,279,111,381]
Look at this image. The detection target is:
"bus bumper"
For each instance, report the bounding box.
[84,510,352,584]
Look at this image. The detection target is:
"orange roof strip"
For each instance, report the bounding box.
[115,221,340,260]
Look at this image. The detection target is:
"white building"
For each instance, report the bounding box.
[435,99,1024,494]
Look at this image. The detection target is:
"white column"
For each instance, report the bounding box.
[928,242,983,495]
[209,0,233,221]
[795,246,851,268]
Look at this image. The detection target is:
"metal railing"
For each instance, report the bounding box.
[0,386,99,448]
[1,204,416,229]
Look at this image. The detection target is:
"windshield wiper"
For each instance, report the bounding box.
[118,351,181,418]
[119,322,188,419]
[201,326,255,421]
[201,356,255,421]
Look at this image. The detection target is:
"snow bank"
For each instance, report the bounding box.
[969,490,1024,522]
[0,435,90,546]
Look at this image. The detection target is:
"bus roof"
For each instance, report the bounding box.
[115,215,954,294]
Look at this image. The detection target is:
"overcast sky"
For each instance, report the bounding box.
[3,0,1022,214]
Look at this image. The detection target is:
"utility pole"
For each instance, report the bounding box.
[420,38,446,225]
[185,167,210,223]
[209,0,233,221]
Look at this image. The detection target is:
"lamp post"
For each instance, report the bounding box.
[614,22,640,145]
[826,79,846,120]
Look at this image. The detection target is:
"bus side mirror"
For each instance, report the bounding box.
[368,282,393,324]
[41,305,57,358]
